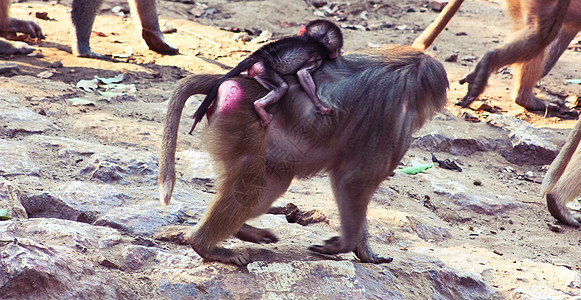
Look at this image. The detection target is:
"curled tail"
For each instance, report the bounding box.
[541,118,581,195]
[158,74,222,209]
[189,58,257,134]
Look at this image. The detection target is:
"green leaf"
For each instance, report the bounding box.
[398,163,434,175]
[0,208,11,220]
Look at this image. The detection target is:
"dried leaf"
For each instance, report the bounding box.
[76,79,99,92]
[111,6,126,17]
[92,31,107,37]
[67,97,96,106]
[105,83,136,95]
[98,91,124,98]
[96,74,124,85]
[113,47,133,58]
[35,12,50,20]
[432,154,462,172]
[37,70,54,79]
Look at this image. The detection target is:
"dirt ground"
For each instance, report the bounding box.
[2,0,581,296]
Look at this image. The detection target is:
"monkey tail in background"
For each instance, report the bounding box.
[189,58,257,133]
[412,0,464,50]
[158,75,222,209]
[541,118,581,225]
[541,119,581,195]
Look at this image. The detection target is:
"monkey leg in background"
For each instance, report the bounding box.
[413,0,580,111]
[0,0,44,55]
[542,118,581,227]
[158,45,449,265]
[71,0,178,59]
[459,0,579,110]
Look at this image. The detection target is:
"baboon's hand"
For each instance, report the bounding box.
[4,18,44,39]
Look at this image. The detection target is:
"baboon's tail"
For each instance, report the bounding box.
[158,74,222,209]
[541,118,581,195]
[412,0,464,50]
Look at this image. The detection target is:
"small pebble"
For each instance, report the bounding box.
[548,223,563,233]
[429,0,449,11]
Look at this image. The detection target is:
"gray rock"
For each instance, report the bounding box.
[0,63,19,73]
[510,285,576,299]
[396,256,495,299]
[248,261,389,297]
[123,245,198,271]
[407,215,451,242]
[122,245,158,271]
[157,278,237,300]
[22,193,86,221]
[0,218,126,250]
[0,178,27,219]
[432,179,522,215]
[22,181,129,222]
[32,136,103,157]
[0,219,136,299]
[0,89,53,134]
[54,181,128,212]
[94,202,188,236]
[413,132,497,156]
[25,136,158,184]
[414,114,560,165]
[487,114,559,165]
[79,152,158,184]
[155,260,403,299]
[143,184,206,218]
[0,139,40,176]
[176,150,216,180]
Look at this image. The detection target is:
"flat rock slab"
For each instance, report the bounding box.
[0,139,40,176]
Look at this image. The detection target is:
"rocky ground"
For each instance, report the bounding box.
[1,0,580,299]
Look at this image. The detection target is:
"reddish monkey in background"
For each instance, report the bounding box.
[413,0,581,226]
[413,0,581,111]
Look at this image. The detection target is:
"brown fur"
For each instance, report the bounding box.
[413,0,581,110]
[414,0,581,226]
[0,0,43,55]
[158,75,220,209]
[0,0,7,30]
[158,45,449,265]
[541,118,581,226]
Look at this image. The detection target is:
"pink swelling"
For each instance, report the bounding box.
[217,80,245,114]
